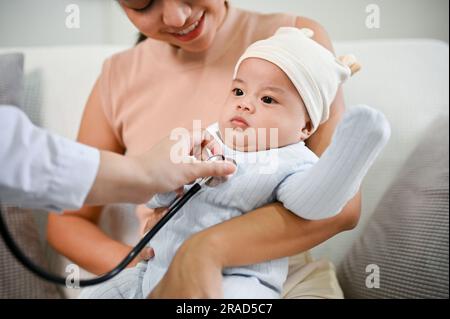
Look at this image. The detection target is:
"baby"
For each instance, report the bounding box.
[80,27,390,299]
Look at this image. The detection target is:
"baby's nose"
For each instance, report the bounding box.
[236,103,254,113]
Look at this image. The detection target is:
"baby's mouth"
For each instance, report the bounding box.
[230,116,249,130]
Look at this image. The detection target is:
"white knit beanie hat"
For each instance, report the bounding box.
[233,27,360,133]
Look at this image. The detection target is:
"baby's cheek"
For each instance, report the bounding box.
[274,121,301,148]
[253,126,280,150]
[218,104,232,124]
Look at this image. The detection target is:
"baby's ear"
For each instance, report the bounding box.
[338,54,362,76]
[299,121,314,141]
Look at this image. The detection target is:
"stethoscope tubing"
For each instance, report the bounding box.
[0,182,202,287]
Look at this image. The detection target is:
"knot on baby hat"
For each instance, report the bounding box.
[234,27,360,132]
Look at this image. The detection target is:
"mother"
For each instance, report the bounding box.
[47,0,360,298]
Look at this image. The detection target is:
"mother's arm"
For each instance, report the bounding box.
[47,80,141,275]
[150,18,361,298]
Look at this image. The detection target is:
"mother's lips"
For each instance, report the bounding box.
[166,12,204,35]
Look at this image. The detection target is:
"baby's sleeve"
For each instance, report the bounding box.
[275,158,318,219]
[146,192,178,209]
[277,105,391,221]
[274,148,359,221]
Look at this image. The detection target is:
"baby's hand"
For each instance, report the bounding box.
[142,207,169,236]
[128,207,169,267]
[127,246,154,268]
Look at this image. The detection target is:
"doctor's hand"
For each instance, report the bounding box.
[136,129,234,196]
[85,129,236,206]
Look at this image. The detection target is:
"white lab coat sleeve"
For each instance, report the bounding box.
[0,106,100,211]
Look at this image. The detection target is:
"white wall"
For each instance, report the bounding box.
[0,0,110,47]
[0,0,448,47]
[230,0,449,43]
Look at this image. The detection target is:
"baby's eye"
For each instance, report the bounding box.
[232,88,244,96]
[262,96,277,104]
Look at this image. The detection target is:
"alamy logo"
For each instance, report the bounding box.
[365,264,380,289]
[65,4,80,29]
[366,4,381,29]
[65,264,80,289]
[169,121,280,174]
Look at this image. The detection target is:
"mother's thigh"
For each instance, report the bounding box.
[282,253,344,299]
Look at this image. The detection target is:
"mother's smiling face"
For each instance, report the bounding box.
[119,0,228,53]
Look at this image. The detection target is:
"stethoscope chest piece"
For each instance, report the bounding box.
[198,154,237,188]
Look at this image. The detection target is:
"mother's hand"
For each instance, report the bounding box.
[148,234,223,299]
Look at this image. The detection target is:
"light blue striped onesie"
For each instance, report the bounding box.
[142,122,319,298]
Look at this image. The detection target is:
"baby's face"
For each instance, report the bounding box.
[219,58,313,152]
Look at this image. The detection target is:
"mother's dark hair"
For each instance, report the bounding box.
[136,33,148,45]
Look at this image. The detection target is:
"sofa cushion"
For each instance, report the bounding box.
[0,53,62,299]
[311,40,449,265]
[21,69,43,126]
[338,117,449,299]
[0,207,62,298]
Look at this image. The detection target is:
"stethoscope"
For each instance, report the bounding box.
[0,154,233,287]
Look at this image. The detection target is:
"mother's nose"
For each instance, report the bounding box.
[162,0,192,28]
